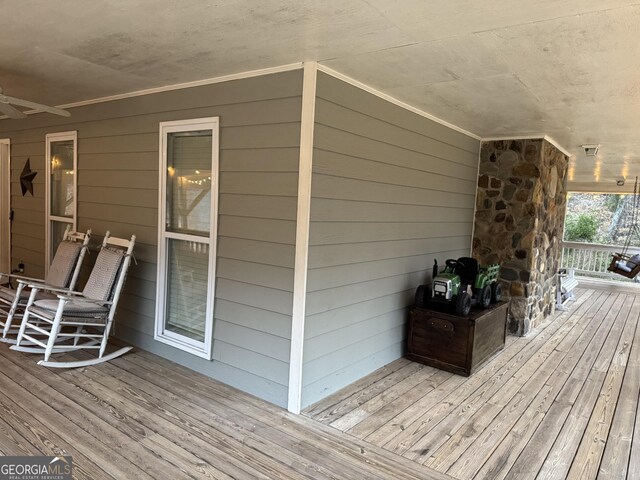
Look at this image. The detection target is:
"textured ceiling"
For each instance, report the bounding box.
[1,0,640,190]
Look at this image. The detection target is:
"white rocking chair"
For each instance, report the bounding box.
[0,226,91,342]
[11,232,135,368]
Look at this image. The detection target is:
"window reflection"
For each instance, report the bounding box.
[50,140,74,218]
[166,131,212,236]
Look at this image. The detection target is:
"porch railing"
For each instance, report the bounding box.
[561,241,640,282]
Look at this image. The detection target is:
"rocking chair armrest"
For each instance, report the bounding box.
[11,274,46,285]
[24,282,79,295]
[54,293,113,306]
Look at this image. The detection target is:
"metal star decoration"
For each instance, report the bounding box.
[20,158,37,196]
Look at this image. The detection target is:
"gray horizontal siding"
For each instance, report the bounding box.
[217,258,294,292]
[6,144,45,277]
[219,193,298,221]
[309,221,471,246]
[0,69,302,408]
[312,147,476,193]
[304,325,406,386]
[303,343,404,406]
[215,299,292,339]
[310,197,472,223]
[116,323,288,406]
[308,236,471,269]
[311,174,475,209]
[306,248,471,295]
[313,113,479,169]
[301,71,480,409]
[218,216,296,245]
[310,75,479,155]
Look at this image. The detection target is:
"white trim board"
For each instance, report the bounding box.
[0,139,10,277]
[5,61,484,145]
[0,59,573,164]
[0,63,304,119]
[481,135,573,158]
[288,61,318,415]
[58,64,303,112]
[316,64,481,141]
[45,131,77,273]
[316,66,576,158]
[469,141,483,257]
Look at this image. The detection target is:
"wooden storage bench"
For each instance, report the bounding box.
[407,301,508,376]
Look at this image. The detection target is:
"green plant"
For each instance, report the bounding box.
[564,213,598,242]
[604,194,623,213]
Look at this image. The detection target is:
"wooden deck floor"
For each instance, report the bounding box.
[304,288,640,480]
[0,343,450,479]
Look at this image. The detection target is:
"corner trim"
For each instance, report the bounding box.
[316,64,481,141]
[543,136,572,158]
[481,135,573,158]
[469,142,482,256]
[288,61,318,414]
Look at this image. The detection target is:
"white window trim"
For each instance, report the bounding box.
[155,117,220,360]
[0,139,10,277]
[45,131,77,273]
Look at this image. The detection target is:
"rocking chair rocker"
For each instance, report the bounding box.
[608,177,640,279]
[0,226,91,342]
[11,232,135,368]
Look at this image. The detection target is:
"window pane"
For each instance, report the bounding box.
[165,239,209,342]
[166,131,212,236]
[50,140,74,217]
[50,220,70,263]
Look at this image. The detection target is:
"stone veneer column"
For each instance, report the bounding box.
[472,139,569,335]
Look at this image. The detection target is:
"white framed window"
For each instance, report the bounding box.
[45,131,77,272]
[155,117,219,359]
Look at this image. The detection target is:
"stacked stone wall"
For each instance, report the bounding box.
[473,139,568,335]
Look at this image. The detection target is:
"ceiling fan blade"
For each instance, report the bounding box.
[3,95,70,117]
[0,101,27,119]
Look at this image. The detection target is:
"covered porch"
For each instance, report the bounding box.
[0,339,448,480]
[304,288,640,479]
[2,287,636,479]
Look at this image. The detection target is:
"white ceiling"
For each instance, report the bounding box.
[2,0,640,190]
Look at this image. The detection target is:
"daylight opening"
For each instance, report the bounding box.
[561,193,640,282]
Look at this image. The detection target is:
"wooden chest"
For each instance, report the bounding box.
[407,302,508,376]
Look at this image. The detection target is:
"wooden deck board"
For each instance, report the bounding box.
[131,352,458,480]
[111,352,435,480]
[424,291,621,473]
[329,364,438,431]
[307,358,421,423]
[385,289,601,462]
[618,302,640,480]
[470,291,625,480]
[628,367,640,480]
[305,288,640,480]
[70,355,354,480]
[509,293,630,480]
[542,294,637,479]
[0,342,450,480]
[363,289,598,454]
